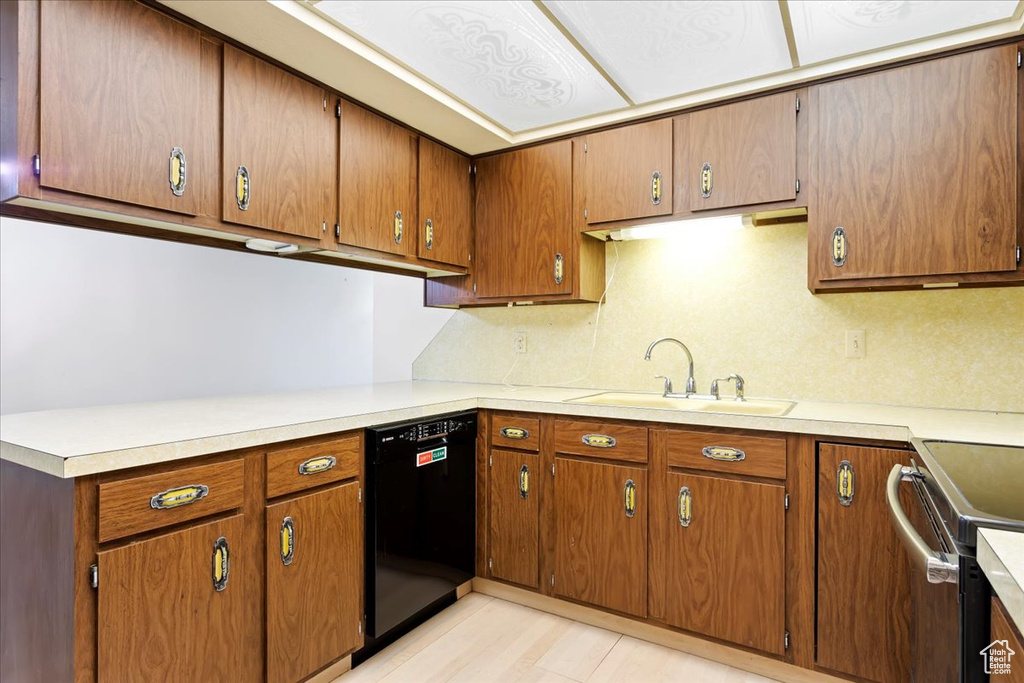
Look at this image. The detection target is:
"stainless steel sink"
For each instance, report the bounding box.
[566,392,795,416]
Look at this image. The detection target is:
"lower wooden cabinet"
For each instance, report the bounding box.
[816,443,912,682]
[553,456,647,617]
[488,449,540,588]
[663,472,786,655]
[991,597,1024,683]
[266,481,363,683]
[97,514,247,682]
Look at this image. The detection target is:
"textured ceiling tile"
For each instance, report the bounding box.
[316,0,627,131]
[545,1,793,103]
[789,0,1020,66]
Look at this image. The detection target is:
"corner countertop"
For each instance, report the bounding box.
[979,529,1024,634]
[1,380,1022,478]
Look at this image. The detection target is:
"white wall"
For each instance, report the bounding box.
[0,217,451,415]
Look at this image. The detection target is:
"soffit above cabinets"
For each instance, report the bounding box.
[158,0,1024,154]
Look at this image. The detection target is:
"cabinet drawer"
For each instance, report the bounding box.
[98,458,244,543]
[554,420,648,464]
[266,434,361,499]
[666,430,785,479]
[491,415,540,452]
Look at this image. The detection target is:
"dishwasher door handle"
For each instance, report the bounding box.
[886,464,958,584]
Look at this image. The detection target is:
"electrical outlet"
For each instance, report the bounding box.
[845,330,866,359]
[513,332,528,355]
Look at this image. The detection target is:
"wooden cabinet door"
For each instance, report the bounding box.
[339,102,418,256]
[683,92,797,212]
[584,120,672,224]
[663,472,785,655]
[418,138,472,267]
[817,444,911,682]
[488,449,540,588]
[222,45,334,240]
[991,597,1024,683]
[266,481,362,683]
[97,514,246,682]
[39,0,203,215]
[554,456,646,617]
[812,46,1018,281]
[475,141,573,298]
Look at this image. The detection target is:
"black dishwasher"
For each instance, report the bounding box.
[357,411,476,663]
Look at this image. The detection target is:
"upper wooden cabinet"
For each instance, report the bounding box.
[810,45,1020,287]
[38,0,205,216]
[222,45,334,241]
[339,102,418,256]
[418,138,472,267]
[678,92,799,212]
[583,120,673,224]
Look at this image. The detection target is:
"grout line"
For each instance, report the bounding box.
[581,633,624,682]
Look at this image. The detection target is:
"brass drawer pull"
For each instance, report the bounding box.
[837,460,854,506]
[212,536,230,592]
[519,464,530,499]
[702,445,746,462]
[581,433,616,448]
[553,253,564,285]
[500,426,530,440]
[298,455,336,476]
[678,486,692,527]
[150,484,208,510]
[394,210,404,244]
[651,170,662,205]
[624,479,637,518]
[831,226,847,267]
[700,162,713,198]
[235,166,250,210]
[168,147,186,196]
[280,516,295,566]
[425,218,434,250]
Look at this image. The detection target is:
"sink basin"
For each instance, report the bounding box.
[566,392,795,416]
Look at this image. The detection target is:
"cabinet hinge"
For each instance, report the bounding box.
[89,564,98,589]
[1018,48,1022,69]
[583,141,588,153]
[795,96,801,113]
[336,99,342,118]
[470,164,477,176]
[489,557,493,571]
[334,223,340,240]
[795,179,801,194]
[488,454,492,467]
[32,154,40,177]
[358,620,363,636]
[583,208,588,220]
[472,282,477,293]
[1017,245,1021,265]
[551,463,555,477]
[358,487,362,504]
[784,493,790,511]
[323,94,327,111]
[550,573,555,587]
[784,631,790,650]
[322,220,327,234]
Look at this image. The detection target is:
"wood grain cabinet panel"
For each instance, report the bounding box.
[491,415,541,452]
[811,45,1018,283]
[554,456,647,617]
[418,138,472,267]
[265,434,361,500]
[817,443,911,682]
[222,45,334,240]
[583,119,673,224]
[475,141,574,298]
[266,481,362,683]
[663,472,786,655]
[339,101,418,256]
[489,449,540,588]
[553,420,648,464]
[39,0,204,215]
[991,597,1024,683]
[665,429,786,480]
[682,92,798,212]
[97,514,247,683]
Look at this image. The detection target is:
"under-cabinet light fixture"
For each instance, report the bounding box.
[244,238,300,254]
[609,214,751,241]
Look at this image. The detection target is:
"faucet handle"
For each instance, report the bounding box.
[654,375,673,396]
[710,374,746,401]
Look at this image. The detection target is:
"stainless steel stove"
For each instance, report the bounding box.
[888,439,1024,682]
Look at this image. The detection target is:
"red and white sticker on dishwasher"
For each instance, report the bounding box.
[417,446,447,467]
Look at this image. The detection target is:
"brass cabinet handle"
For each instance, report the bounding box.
[677,486,692,527]
[235,166,250,210]
[702,445,746,462]
[519,464,530,499]
[298,456,336,476]
[700,162,713,198]
[837,460,854,506]
[393,210,403,244]
[168,147,186,196]
[499,426,530,440]
[212,536,230,592]
[280,516,295,566]
[553,253,564,285]
[424,218,434,250]
[150,484,208,510]
[581,433,616,448]
[624,479,637,518]
[831,226,847,267]
[651,170,662,205]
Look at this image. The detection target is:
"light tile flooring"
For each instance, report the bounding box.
[336,594,776,683]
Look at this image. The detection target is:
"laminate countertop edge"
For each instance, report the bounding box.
[978,528,1024,634]
[1,380,1021,478]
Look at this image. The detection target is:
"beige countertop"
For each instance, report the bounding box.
[1,380,1022,478]
[979,529,1024,634]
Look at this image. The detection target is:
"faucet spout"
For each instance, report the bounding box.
[643,337,696,395]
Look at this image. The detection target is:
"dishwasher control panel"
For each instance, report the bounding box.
[377,414,475,444]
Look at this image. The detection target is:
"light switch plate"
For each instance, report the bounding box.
[845,330,865,359]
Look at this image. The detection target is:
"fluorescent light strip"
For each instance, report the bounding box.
[609,215,750,241]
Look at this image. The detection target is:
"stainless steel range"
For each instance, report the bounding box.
[888,439,1024,682]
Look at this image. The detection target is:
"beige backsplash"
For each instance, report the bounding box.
[413,223,1024,413]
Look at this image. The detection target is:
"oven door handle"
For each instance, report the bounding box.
[887,464,959,584]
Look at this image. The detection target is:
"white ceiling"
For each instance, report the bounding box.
[159,0,1024,153]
